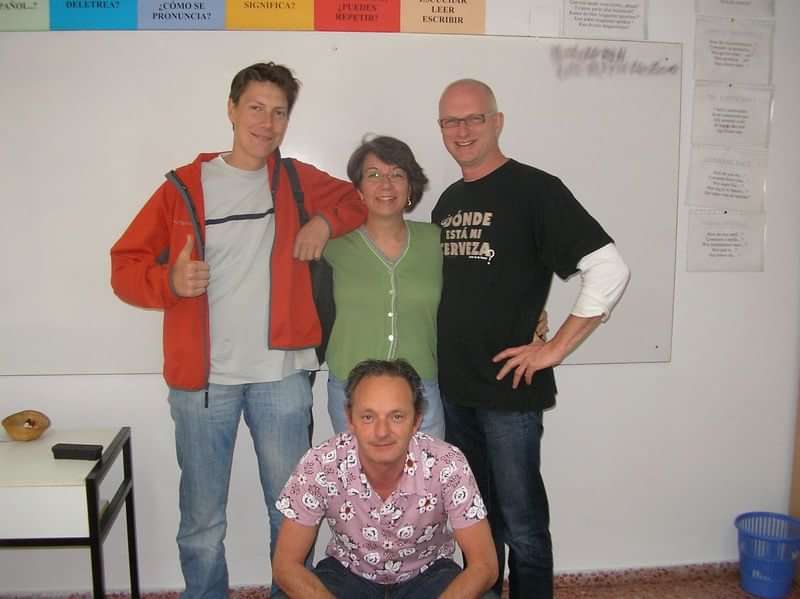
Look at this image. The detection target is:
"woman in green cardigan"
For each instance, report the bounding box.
[323,136,445,437]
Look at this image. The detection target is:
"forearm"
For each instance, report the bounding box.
[438,562,497,599]
[547,313,602,363]
[273,561,335,599]
[111,254,179,309]
[544,244,628,363]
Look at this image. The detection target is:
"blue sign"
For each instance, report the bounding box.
[50,0,136,29]
[138,0,223,29]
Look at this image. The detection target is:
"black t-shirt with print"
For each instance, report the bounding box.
[432,159,613,411]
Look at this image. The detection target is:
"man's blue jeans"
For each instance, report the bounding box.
[327,374,446,439]
[443,401,553,599]
[168,372,313,599]
[270,556,498,599]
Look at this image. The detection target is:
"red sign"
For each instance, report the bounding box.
[315,0,399,32]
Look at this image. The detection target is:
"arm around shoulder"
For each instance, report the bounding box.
[300,162,366,239]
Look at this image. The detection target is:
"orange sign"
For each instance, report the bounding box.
[400,0,484,34]
[226,0,313,30]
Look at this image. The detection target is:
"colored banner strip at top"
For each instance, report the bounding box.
[0,0,483,33]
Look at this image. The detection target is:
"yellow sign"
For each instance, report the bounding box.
[400,0,484,34]
[226,0,313,30]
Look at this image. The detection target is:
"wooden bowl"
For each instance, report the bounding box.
[2,410,51,441]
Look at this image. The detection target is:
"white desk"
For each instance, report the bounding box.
[0,427,140,598]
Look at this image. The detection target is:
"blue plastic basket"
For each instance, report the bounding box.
[735,512,800,599]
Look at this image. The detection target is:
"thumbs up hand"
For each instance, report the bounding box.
[170,235,210,297]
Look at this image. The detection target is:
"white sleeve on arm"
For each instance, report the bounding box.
[570,243,631,320]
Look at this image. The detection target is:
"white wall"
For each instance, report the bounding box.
[1,0,799,593]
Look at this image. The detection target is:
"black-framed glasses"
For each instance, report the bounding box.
[438,112,495,129]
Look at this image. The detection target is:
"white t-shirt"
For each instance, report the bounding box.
[201,155,317,384]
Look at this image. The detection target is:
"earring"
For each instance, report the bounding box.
[407,196,412,207]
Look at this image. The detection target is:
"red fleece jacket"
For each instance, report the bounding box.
[111,151,365,390]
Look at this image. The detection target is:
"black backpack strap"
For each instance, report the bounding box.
[282,156,333,371]
[282,158,308,224]
[270,147,282,198]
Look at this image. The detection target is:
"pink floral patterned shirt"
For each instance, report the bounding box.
[276,431,486,584]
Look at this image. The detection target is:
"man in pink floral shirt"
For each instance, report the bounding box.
[272,359,498,599]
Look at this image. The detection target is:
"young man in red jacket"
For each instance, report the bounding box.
[111,62,366,599]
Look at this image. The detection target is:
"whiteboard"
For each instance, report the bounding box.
[0,31,681,375]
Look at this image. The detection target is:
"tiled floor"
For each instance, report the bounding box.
[3,563,800,598]
[555,577,800,598]
[552,562,800,598]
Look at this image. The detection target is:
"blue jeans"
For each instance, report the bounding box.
[443,401,553,599]
[168,372,313,599]
[327,374,445,438]
[270,556,498,599]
